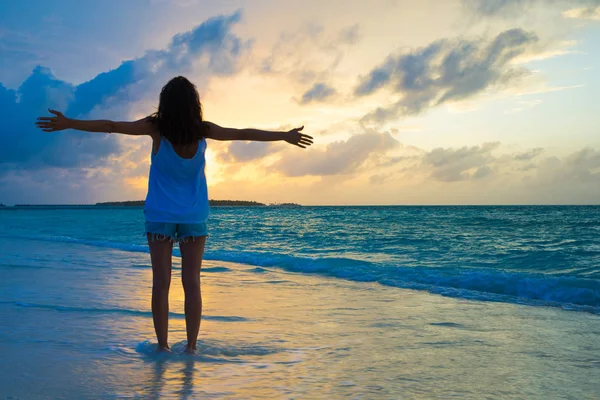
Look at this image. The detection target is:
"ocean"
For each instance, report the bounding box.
[0,205,599,398]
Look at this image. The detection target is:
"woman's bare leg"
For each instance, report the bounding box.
[179,236,206,352]
[147,234,173,351]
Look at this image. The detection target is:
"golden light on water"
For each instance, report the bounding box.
[91,253,600,398]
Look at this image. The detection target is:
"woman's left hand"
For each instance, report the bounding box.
[284,126,313,148]
[35,109,71,132]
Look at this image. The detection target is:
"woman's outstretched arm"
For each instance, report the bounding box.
[204,121,313,148]
[35,109,156,137]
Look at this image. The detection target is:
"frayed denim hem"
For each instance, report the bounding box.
[178,235,208,244]
[144,220,208,244]
[146,232,177,243]
[145,231,207,244]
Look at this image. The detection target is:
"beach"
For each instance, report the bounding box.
[0,206,599,399]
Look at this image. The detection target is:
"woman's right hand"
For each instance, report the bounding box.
[35,109,72,132]
[284,126,313,148]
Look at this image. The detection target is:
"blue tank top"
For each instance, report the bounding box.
[144,136,210,223]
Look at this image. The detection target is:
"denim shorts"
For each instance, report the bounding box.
[145,221,208,243]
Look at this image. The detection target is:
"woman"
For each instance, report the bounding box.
[35,76,313,353]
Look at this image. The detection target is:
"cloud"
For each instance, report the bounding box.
[70,10,248,119]
[67,60,140,118]
[0,27,46,88]
[0,11,251,204]
[0,11,247,174]
[421,142,501,182]
[149,0,202,6]
[209,140,600,205]
[560,147,600,182]
[563,6,600,20]
[260,23,360,102]
[464,0,600,17]
[271,130,401,177]
[463,0,540,16]
[0,168,92,205]
[505,99,543,114]
[392,143,600,201]
[514,148,544,160]
[508,147,600,203]
[299,83,337,104]
[0,67,117,169]
[356,29,537,125]
[337,24,361,45]
[218,141,284,163]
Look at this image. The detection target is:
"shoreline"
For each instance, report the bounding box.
[1,238,599,398]
[1,204,599,209]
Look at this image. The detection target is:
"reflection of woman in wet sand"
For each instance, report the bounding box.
[147,359,167,398]
[144,356,195,398]
[36,76,313,353]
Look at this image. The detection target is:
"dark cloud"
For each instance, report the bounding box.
[165,11,245,74]
[300,82,336,104]
[356,29,537,124]
[0,67,116,169]
[0,11,246,175]
[0,162,149,205]
[69,10,247,118]
[272,131,400,177]
[67,61,139,118]
[0,168,99,205]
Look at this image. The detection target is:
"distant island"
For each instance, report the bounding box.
[268,203,302,207]
[94,200,300,207]
[3,200,301,208]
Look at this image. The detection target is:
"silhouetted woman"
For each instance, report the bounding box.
[36,76,313,353]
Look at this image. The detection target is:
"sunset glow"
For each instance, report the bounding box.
[1,0,599,205]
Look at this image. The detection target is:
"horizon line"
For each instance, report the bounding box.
[2,203,599,207]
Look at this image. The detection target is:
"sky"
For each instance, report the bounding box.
[0,0,599,205]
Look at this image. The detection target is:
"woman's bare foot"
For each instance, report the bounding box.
[157,344,171,353]
[184,344,197,354]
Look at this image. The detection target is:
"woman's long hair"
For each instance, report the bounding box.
[148,76,208,145]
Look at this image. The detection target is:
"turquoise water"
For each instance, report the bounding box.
[0,206,599,398]
[2,206,599,312]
